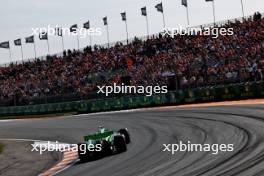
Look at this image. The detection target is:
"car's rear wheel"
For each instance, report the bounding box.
[113,135,127,153]
[119,128,131,144]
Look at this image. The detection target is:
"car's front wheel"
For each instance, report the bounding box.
[78,143,89,162]
[78,143,96,162]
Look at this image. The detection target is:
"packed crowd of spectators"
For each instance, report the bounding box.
[0,12,264,105]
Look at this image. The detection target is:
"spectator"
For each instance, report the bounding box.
[0,13,263,106]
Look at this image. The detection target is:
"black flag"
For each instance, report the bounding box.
[155,3,163,13]
[14,39,22,46]
[182,0,188,7]
[0,41,10,49]
[141,7,147,16]
[103,17,108,25]
[39,32,48,40]
[70,24,78,33]
[25,36,34,43]
[121,12,126,21]
[83,21,90,29]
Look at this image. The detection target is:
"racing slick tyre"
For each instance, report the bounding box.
[101,140,112,156]
[78,143,96,162]
[113,135,127,153]
[119,128,131,144]
[78,143,89,162]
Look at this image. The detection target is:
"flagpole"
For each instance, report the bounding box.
[9,47,12,62]
[146,15,150,37]
[186,5,190,26]
[241,0,245,18]
[33,41,37,58]
[58,27,65,52]
[161,1,166,28]
[125,20,129,44]
[76,34,80,50]
[20,44,24,61]
[47,39,50,55]
[89,35,92,46]
[106,24,110,48]
[88,22,92,47]
[162,11,166,28]
[61,35,65,52]
[212,0,216,25]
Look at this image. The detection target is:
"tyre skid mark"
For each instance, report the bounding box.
[176,111,264,176]
[146,113,250,176]
[3,99,264,175]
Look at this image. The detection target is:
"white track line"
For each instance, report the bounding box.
[0,138,77,176]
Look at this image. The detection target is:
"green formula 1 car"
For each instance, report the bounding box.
[78,126,130,162]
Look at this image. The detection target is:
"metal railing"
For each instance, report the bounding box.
[1,76,263,107]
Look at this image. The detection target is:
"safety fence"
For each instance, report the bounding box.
[0,81,263,116]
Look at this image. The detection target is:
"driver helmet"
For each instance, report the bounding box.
[98,126,105,133]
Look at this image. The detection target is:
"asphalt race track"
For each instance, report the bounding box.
[1,104,264,176]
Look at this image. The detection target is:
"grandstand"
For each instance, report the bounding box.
[0,12,263,107]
